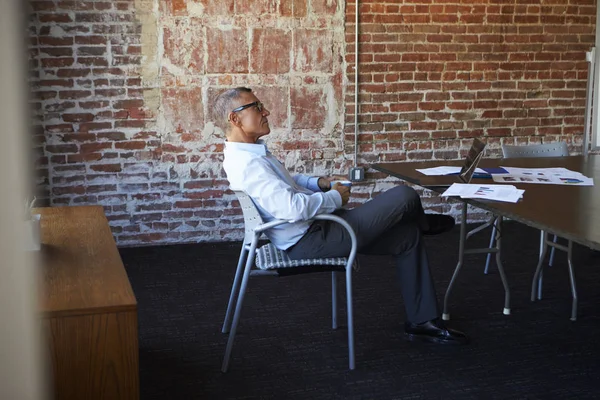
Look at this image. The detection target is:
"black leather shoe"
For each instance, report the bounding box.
[423,214,455,235]
[404,319,469,345]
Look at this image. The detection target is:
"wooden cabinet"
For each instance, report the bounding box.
[38,206,139,400]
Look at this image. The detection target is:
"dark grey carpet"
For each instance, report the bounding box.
[120,222,600,400]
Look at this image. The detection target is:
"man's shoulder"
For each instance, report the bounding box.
[223,149,270,182]
[224,148,265,166]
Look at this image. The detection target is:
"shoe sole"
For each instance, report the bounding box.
[404,332,469,345]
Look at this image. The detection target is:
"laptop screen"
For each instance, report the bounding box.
[459,138,486,183]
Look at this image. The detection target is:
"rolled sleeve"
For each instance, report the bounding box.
[306,177,323,192]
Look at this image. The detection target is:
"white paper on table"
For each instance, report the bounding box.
[493,174,594,186]
[494,167,594,186]
[416,166,487,176]
[416,166,460,176]
[441,183,524,203]
[500,167,588,179]
[463,188,525,203]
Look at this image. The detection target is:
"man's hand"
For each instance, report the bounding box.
[332,182,351,206]
[319,175,350,191]
[326,175,348,183]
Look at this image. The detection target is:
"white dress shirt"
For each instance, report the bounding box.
[223,140,342,250]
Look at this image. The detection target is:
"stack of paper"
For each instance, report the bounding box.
[492,167,594,186]
[441,183,524,203]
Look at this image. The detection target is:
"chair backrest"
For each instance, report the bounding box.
[501,142,569,159]
[233,190,265,245]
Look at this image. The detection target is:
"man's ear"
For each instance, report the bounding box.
[228,112,242,127]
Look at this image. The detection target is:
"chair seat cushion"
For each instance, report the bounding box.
[255,243,351,270]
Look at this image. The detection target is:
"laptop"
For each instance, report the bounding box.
[419,138,487,187]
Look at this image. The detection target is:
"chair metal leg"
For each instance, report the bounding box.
[443,205,468,321]
[345,264,355,370]
[567,240,578,321]
[222,246,248,334]
[494,216,511,315]
[332,271,338,330]
[222,242,258,373]
[484,225,496,274]
[531,231,549,302]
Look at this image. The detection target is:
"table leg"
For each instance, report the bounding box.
[531,231,549,302]
[442,205,467,321]
[443,204,511,321]
[494,216,511,315]
[532,233,578,321]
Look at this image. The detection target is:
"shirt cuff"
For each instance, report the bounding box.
[306,176,325,192]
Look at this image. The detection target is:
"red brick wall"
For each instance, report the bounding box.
[29,0,167,244]
[29,0,596,246]
[29,0,347,245]
[345,0,595,212]
[346,0,594,160]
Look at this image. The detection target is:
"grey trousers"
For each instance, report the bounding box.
[286,185,440,324]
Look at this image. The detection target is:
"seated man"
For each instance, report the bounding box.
[215,87,468,345]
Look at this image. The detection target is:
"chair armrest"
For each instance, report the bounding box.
[253,219,292,233]
[253,214,358,261]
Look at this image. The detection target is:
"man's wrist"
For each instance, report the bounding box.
[317,177,331,192]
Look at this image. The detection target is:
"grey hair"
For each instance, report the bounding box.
[213,87,252,132]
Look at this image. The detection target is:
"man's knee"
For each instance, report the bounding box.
[387,185,421,206]
[368,185,423,219]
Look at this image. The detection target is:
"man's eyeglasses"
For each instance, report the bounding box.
[231,101,264,113]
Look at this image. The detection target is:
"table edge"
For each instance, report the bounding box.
[371,162,600,252]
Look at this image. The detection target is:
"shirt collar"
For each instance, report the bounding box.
[224,139,268,156]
